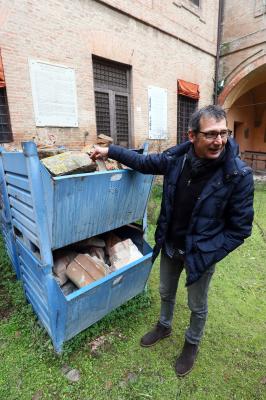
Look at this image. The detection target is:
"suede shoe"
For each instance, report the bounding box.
[175,340,198,377]
[140,322,172,347]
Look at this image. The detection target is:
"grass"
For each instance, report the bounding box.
[0,183,265,399]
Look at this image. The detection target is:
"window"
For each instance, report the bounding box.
[0,88,12,143]
[177,95,198,144]
[92,56,131,147]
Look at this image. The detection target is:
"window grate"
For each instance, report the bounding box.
[0,88,12,143]
[93,57,131,147]
[93,59,128,90]
[95,91,111,136]
[115,95,129,147]
[177,95,198,143]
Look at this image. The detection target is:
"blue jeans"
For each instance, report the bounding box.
[159,251,215,345]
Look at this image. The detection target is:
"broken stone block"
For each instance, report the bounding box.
[89,246,105,262]
[80,253,107,279]
[104,159,122,170]
[95,158,122,171]
[66,253,106,288]
[74,236,106,251]
[96,134,113,146]
[61,281,78,296]
[53,251,77,286]
[81,144,95,154]
[66,261,95,288]
[91,256,111,275]
[109,238,143,270]
[105,233,122,255]
[41,151,97,176]
[37,146,66,160]
[96,159,107,171]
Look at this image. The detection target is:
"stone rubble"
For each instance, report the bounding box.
[40,133,123,176]
[52,232,143,293]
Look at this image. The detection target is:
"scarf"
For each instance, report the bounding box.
[186,145,226,178]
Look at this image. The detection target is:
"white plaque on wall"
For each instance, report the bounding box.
[148,86,167,139]
[29,59,78,127]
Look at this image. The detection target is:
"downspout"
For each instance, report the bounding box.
[214,0,224,104]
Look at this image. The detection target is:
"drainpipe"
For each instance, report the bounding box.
[214,0,224,104]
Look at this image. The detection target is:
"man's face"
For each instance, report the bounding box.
[189,117,228,159]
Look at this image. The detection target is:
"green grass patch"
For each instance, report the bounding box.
[0,184,265,399]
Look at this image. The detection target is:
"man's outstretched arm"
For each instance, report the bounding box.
[91,144,170,175]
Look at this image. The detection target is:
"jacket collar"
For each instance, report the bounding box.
[167,138,241,180]
[223,138,242,179]
[165,141,191,157]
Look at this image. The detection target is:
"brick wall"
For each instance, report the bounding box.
[219,0,266,86]
[0,0,218,149]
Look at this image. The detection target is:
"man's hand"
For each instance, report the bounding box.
[90,146,109,161]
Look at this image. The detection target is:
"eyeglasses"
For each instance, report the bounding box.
[198,129,232,140]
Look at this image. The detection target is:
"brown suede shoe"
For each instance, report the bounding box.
[175,340,198,377]
[140,322,172,347]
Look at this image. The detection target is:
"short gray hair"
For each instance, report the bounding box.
[189,105,227,133]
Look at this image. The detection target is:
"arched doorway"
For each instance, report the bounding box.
[219,61,266,171]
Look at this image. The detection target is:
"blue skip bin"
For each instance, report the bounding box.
[0,142,153,264]
[16,225,152,352]
[0,142,154,351]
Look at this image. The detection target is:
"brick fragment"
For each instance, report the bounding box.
[74,236,106,250]
[53,251,77,286]
[109,238,143,270]
[96,134,113,146]
[66,253,106,288]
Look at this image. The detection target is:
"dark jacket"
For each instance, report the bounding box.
[108,138,254,285]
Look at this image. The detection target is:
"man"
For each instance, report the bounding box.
[91,105,254,377]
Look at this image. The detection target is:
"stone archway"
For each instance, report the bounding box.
[218,56,266,171]
[218,54,266,108]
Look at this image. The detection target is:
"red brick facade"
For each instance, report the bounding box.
[0,0,219,149]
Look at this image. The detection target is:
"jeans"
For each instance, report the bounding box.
[159,251,215,345]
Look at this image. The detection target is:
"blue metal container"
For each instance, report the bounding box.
[0,142,153,261]
[0,142,154,351]
[16,225,153,352]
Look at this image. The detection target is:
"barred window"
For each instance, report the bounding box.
[177,95,198,144]
[93,56,131,147]
[0,88,12,143]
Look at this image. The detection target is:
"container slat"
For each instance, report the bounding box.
[12,219,39,247]
[2,153,27,175]
[11,208,37,235]
[5,172,30,191]
[23,287,51,334]
[10,198,35,223]
[19,257,51,334]
[19,257,46,302]
[7,185,33,207]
